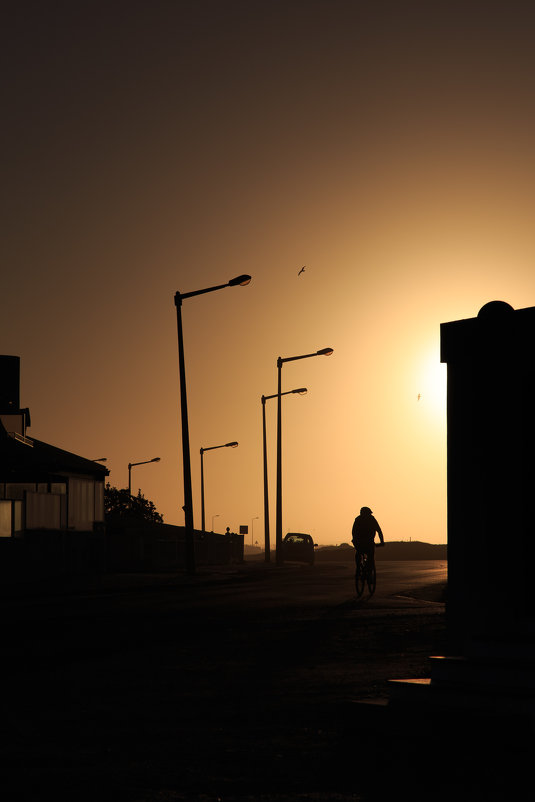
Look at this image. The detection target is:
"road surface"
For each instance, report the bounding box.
[1,560,528,801]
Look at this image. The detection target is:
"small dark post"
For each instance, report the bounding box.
[200,448,205,533]
[175,293,195,574]
[275,357,283,566]
[261,395,271,562]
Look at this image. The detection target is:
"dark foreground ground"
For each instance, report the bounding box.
[0,561,532,801]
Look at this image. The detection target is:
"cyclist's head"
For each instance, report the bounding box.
[360,506,373,516]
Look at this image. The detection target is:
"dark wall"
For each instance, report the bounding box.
[441,302,535,652]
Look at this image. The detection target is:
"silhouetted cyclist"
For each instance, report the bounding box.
[352,506,385,571]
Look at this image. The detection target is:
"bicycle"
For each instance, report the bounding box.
[354,551,377,598]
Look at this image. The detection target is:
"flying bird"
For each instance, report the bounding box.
[298,265,306,276]
[417,394,421,401]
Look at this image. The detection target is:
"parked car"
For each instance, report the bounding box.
[282,532,315,565]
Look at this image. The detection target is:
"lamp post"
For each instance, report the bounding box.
[261,387,307,562]
[211,513,220,531]
[251,515,259,546]
[128,457,160,495]
[200,441,239,532]
[175,275,251,573]
[275,348,333,566]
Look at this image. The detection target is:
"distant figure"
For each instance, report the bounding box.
[352,506,385,570]
[225,526,231,536]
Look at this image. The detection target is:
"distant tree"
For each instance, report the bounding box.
[104,483,164,526]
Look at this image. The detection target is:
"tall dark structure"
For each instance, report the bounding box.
[441,300,535,656]
[389,301,535,728]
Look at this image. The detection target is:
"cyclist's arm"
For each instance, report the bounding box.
[376,523,385,545]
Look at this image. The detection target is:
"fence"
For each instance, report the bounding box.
[106,524,244,571]
[0,524,244,586]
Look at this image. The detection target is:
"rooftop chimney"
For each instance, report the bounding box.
[0,355,31,438]
[0,355,21,410]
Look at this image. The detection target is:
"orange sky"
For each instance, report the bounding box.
[3,1,535,545]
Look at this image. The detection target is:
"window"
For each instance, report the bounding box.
[94,481,104,522]
[0,501,11,537]
[68,478,95,530]
[26,492,61,530]
[5,483,35,499]
[13,500,22,533]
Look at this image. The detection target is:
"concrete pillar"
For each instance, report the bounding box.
[387,302,535,730]
[441,300,535,657]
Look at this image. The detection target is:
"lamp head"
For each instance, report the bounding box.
[228,274,252,287]
[317,347,334,356]
[226,441,239,448]
[151,457,161,462]
[293,387,308,395]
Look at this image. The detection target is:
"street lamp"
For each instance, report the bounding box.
[175,275,251,573]
[211,513,220,531]
[275,348,333,565]
[261,387,307,562]
[200,441,239,532]
[251,515,259,546]
[128,457,160,495]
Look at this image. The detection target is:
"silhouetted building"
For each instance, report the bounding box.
[0,356,108,574]
[389,301,535,730]
[441,300,535,651]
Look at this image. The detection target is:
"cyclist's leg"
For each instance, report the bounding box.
[359,543,372,572]
[354,546,365,596]
[366,543,377,594]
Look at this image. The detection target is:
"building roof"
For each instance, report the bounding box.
[0,420,109,482]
